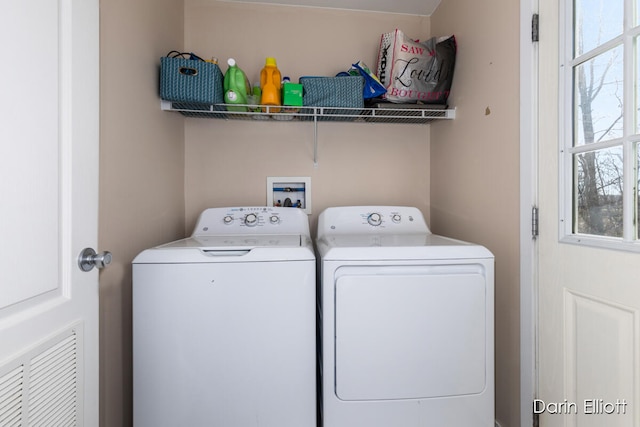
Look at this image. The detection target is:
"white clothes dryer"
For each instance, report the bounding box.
[133,207,316,427]
[316,206,494,427]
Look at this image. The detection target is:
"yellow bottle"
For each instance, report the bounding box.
[260,57,282,112]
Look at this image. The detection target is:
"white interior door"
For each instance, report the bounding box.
[537,0,640,426]
[0,0,100,425]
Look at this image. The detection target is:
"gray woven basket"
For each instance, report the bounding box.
[160,57,223,105]
[300,76,364,121]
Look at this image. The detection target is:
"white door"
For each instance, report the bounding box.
[0,0,100,425]
[537,0,640,426]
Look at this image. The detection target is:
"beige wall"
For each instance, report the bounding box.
[184,1,433,232]
[431,2,521,427]
[99,0,185,425]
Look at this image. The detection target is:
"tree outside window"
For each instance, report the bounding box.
[569,0,637,241]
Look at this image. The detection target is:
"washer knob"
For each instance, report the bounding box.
[391,214,402,223]
[244,213,258,226]
[367,213,382,226]
[223,215,234,225]
[270,215,280,224]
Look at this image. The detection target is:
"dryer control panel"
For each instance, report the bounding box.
[192,207,311,237]
[317,206,430,237]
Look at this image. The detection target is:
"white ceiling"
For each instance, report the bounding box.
[219,0,442,16]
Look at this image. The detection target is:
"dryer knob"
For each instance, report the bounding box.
[270,215,280,224]
[391,214,402,223]
[223,215,234,224]
[367,213,382,226]
[244,213,258,226]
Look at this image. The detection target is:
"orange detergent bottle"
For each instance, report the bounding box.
[260,57,282,112]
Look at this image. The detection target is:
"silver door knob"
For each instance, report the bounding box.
[78,247,112,272]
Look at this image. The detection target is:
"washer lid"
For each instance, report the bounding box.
[161,234,304,249]
[133,207,315,264]
[132,234,315,263]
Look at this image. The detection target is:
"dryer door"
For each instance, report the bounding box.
[334,264,488,401]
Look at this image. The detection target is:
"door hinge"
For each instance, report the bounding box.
[532,206,539,239]
[532,13,539,42]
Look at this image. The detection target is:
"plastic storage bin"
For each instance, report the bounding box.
[300,76,364,121]
[160,57,224,110]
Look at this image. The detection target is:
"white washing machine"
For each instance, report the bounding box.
[133,207,316,427]
[316,206,494,427]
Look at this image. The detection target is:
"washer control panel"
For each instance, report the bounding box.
[192,207,310,236]
[318,206,430,236]
[367,213,382,226]
[243,212,259,227]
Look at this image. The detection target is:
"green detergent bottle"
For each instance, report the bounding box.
[224,58,250,112]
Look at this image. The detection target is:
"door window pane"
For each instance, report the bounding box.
[574,147,624,237]
[574,45,624,146]
[574,0,623,56]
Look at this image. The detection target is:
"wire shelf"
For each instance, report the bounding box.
[161,100,455,124]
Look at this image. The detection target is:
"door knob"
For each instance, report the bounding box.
[78,247,112,272]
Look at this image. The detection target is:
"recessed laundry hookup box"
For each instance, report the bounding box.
[267,176,311,214]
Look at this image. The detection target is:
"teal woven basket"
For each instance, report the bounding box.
[300,76,364,121]
[160,57,223,105]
